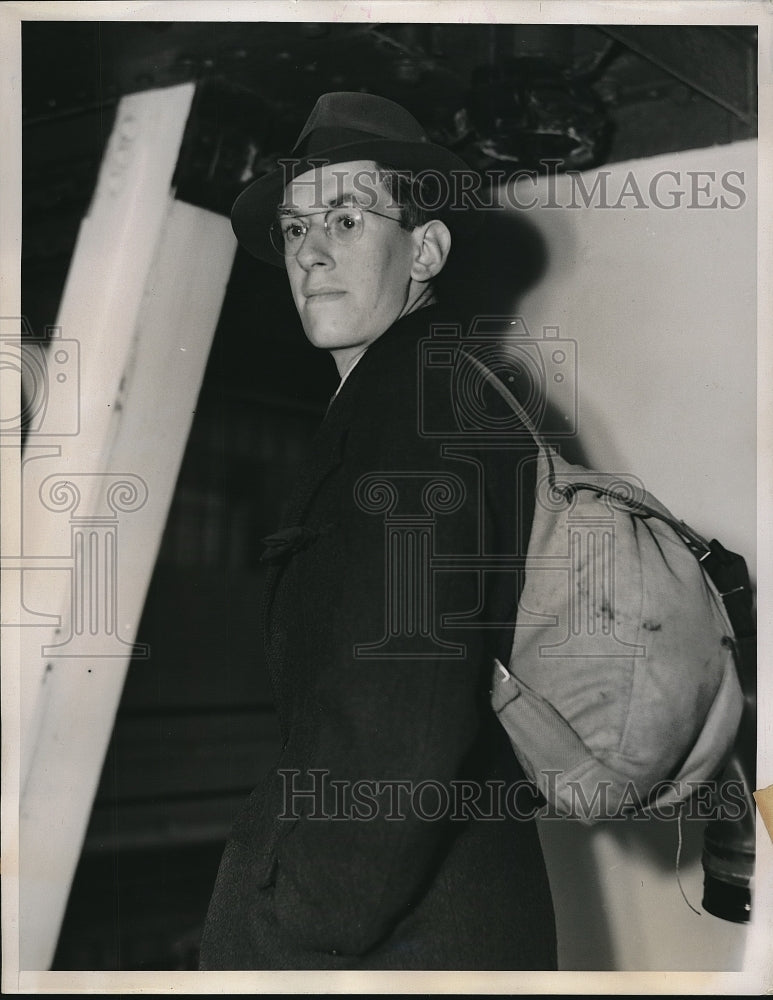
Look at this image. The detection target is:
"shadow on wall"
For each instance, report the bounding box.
[437,208,549,318]
[436,209,591,467]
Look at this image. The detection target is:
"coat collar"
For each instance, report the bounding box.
[275,303,443,532]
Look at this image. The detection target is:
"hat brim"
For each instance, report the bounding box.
[231,138,482,265]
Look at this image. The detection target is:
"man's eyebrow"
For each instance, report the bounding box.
[327,192,359,208]
[276,191,361,215]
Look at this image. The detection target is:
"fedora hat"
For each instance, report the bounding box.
[231,92,480,265]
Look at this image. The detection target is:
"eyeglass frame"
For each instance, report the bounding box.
[269,204,405,257]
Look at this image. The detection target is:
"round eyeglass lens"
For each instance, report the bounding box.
[270,206,366,256]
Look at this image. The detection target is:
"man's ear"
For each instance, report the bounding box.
[410,219,452,282]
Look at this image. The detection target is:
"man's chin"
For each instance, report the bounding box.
[302,324,351,352]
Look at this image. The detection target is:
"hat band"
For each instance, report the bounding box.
[293,126,417,159]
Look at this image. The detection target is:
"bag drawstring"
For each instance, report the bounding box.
[676,800,701,916]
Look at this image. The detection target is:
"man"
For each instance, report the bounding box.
[199,92,557,971]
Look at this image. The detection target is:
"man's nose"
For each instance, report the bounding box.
[295,218,334,268]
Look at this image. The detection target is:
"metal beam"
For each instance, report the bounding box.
[14,81,235,973]
[600,26,757,126]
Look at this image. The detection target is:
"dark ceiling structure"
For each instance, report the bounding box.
[22,22,757,142]
[21,20,758,339]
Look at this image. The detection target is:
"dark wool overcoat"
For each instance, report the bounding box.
[199,304,557,970]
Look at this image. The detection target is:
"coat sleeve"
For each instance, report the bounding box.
[269,367,536,957]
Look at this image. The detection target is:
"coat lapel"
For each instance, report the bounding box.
[279,412,348,528]
[260,386,353,665]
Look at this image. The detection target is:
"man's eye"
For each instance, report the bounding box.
[282,220,305,240]
[332,210,359,232]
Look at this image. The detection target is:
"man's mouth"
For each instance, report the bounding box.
[305,288,346,300]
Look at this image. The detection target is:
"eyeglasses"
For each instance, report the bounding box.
[270,205,403,257]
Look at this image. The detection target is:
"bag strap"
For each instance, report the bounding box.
[459,347,755,628]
